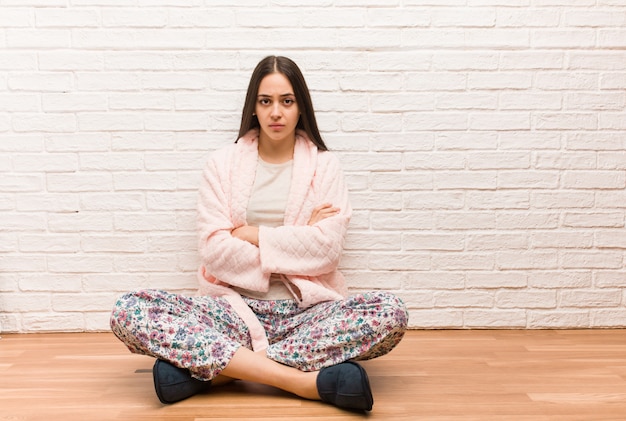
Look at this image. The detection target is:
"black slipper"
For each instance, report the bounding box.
[152,359,212,404]
[316,361,374,411]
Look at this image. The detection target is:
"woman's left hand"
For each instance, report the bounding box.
[231,225,259,246]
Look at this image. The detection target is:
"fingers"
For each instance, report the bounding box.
[308,203,340,225]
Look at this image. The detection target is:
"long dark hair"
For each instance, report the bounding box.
[237,56,328,152]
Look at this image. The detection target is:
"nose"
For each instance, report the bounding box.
[270,103,281,118]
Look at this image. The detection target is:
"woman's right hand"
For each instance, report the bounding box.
[307,203,340,226]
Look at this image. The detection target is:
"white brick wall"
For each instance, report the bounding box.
[1,2,625,333]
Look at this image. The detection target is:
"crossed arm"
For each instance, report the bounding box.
[230,203,340,246]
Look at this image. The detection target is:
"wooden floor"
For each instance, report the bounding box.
[2,330,626,421]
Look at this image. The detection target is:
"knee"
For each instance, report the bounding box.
[109,290,144,332]
[355,291,409,330]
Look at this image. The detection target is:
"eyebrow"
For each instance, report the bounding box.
[257,93,295,97]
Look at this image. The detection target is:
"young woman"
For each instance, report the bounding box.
[110,56,408,412]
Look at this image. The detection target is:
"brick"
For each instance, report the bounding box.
[467,191,530,209]
[404,192,464,211]
[534,152,596,170]
[0,175,43,192]
[528,311,590,329]
[496,251,559,270]
[432,253,495,270]
[536,72,598,90]
[371,211,435,230]
[406,72,466,91]
[6,29,70,48]
[0,293,50,312]
[407,310,464,329]
[20,274,82,292]
[436,93,497,110]
[497,8,560,27]
[9,73,73,92]
[498,171,559,189]
[404,112,468,131]
[53,293,114,311]
[403,233,464,251]
[370,172,433,191]
[147,234,196,252]
[84,273,150,292]
[598,152,626,170]
[596,191,626,208]
[500,93,562,110]
[101,8,168,27]
[47,255,115,273]
[533,29,596,48]
[596,231,626,248]
[569,52,626,70]
[78,113,143,131]
[594,271,626,288]
[169,9,234,28]
[436,132,497,150]
[529,271,591,289]
[402,29,465,48]
[560,289,622,307]
[404,272,465,290]
[500,52,563,70]
[405,152,465,170]
[0,94,39,112]
[562,170,626,189]
[349,192,404,211]
[563,212,624,228]
[344,271,405,290]
[496,290,557,309]
[368,253,431,271]
[114,213,176,232]
[367,9,430,28]
[36,8,100,27]
[84,312,114,331]
[144,191,195,211]
[496,212,560,230]
[591,310,626,328]
[499,132,561,150]
[345,232,402,251]
[467,152,530,170]
[22,313,85,332]
[434,171,497,189]
[531,231,594,248]
[466,233,528,251]
[561,251,623,269]
[48,213,114,233]
[468,72,532,90]
[83,235,146,253]
[339,152,403,171]
[466,272,527,288]
[19,234,81,253]
[435,291,493,308]
[371,133,434,152]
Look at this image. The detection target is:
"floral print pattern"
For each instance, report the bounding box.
[110,290,408,380]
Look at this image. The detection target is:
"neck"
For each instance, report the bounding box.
[258,135,295,164]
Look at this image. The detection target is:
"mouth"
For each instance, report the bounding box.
[268,124,285,131]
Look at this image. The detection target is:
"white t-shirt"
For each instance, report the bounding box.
[236,157,294,300]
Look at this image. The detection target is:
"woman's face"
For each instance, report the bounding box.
[255,72,300,148]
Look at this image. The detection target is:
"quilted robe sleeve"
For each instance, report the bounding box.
[257,150,352,277]
[196,145,271,293]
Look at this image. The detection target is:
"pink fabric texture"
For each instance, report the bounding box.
[195,129,352,351]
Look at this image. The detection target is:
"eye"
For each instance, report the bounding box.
[283,98,296,106]
[259,98,270,106]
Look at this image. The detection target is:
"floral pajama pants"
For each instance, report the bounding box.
[110,289,408,381]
